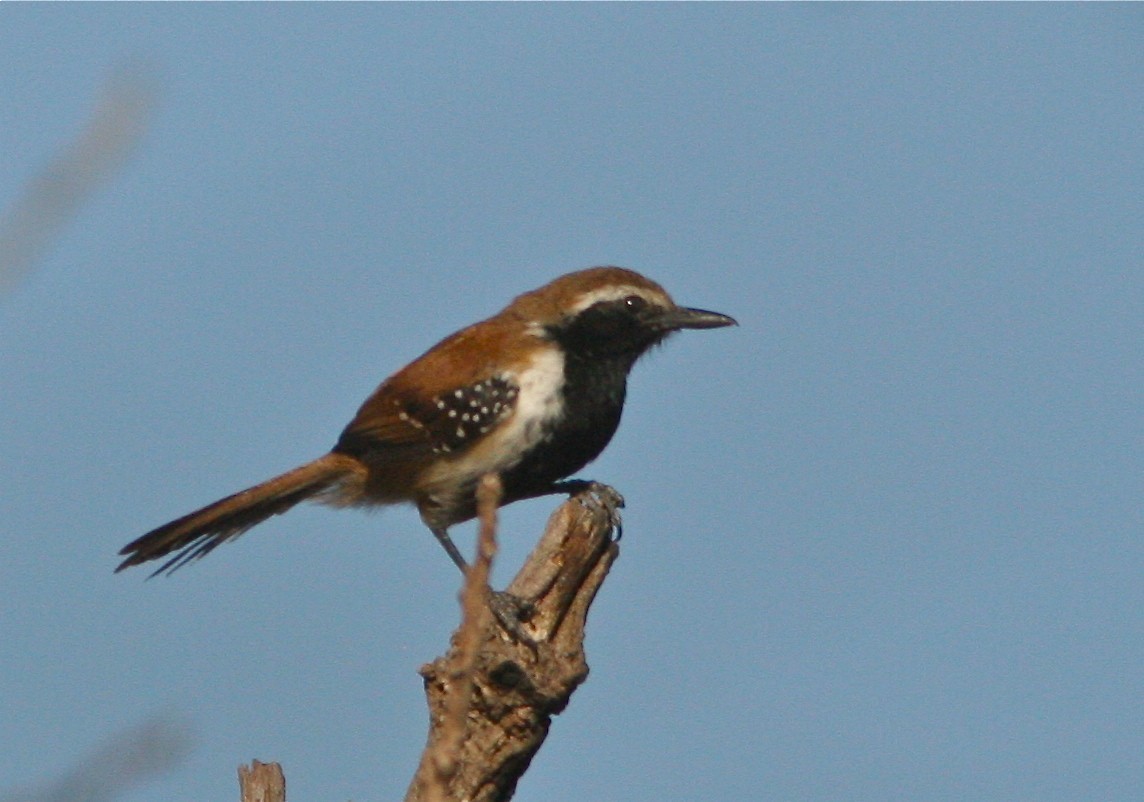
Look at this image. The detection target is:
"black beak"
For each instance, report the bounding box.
[659,306,738,331]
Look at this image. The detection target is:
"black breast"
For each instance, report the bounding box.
[501,295,668,504]
[500,351,631,502]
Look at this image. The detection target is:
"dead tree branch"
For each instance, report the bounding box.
[405,485,622,802]
[226,484,619,802]
[418,474,503,802]
[238,760,285,802]
[0,64,156,292]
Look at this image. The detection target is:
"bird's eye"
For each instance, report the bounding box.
[623,295,648,313]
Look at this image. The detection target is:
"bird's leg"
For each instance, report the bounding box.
[547,478,595,495]
[432,527,535,644]
[432,527,469,573]
[486,591,536,647]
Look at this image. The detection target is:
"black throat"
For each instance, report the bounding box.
[502,297,672,503]
[500,341,645,504]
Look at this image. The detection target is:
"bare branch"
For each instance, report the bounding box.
[419,474,503,802]
[1,716,193,802]
[406,485,622,802]
[0,63,157,291]
[52,488,615,802]
[238,760,286,802]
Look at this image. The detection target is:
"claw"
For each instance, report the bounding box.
[573,481,625,540]
[487,590,537,647]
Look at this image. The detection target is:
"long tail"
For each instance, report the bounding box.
[116,453,358,576]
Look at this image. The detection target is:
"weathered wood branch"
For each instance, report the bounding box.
[405,485,622,802]
[229,486,619,802]
[238,760,285,802]
[417,475,504,802]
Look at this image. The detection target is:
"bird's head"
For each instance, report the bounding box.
[511,267,737,362]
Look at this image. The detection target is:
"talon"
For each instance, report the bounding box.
[548,480,624,539]
[487,590,536,646]
[578,482,624,538]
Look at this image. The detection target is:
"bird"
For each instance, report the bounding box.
[116,266,736,577]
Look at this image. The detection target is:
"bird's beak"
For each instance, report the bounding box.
[660,306,738,331]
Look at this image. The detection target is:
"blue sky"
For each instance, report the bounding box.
[2,6,1141,802]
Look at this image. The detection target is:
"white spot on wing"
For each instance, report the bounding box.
[420,346,566,489]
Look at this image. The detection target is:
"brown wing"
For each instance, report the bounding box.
[334,373,519,461]
[333,316,529,463]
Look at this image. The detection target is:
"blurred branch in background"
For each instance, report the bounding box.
[0,716,194,802]
[0,63,157,293]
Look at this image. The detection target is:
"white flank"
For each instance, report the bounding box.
[421,345,566,487]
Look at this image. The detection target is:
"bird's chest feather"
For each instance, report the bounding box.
[416,347,568,490]
[415,346,629,507]
[502,351,629,493]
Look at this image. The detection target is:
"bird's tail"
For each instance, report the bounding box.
[116,453,359,576]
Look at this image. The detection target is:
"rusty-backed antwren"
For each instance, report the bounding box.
[117,267,736,577]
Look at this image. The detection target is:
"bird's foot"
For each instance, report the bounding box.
[552,480,625,540]
[487,589,537,647]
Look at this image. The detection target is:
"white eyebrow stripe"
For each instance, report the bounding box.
[567,285,671,314]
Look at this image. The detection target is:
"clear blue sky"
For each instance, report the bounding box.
[2,6,1141,802]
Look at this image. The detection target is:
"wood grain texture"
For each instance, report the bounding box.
[238,760,285,802]
[405,484,622,802]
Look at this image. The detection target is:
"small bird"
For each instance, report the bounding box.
[117,267,736,577]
